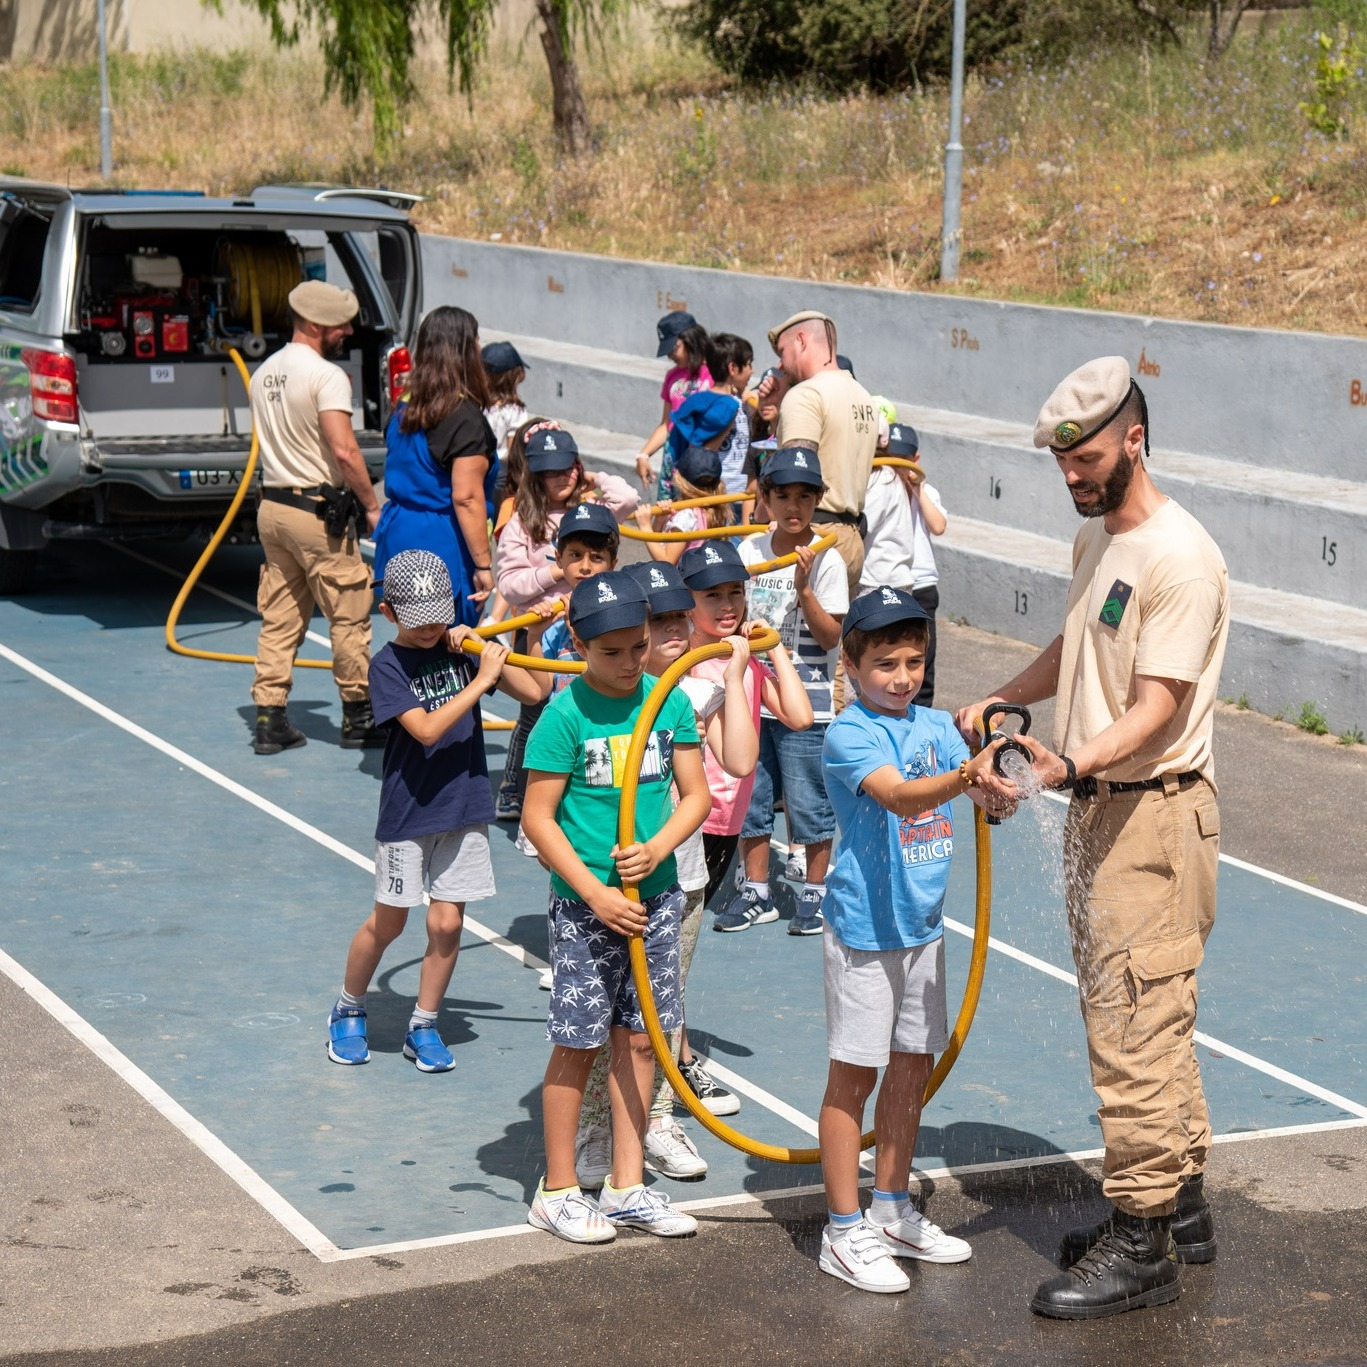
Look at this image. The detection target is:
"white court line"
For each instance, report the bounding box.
[111,543,333,654]
[324,1114,1367,1261]
[3,639,1366,1259]
[1032,788,1367,917]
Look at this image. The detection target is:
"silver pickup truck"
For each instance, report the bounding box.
[0,180,423,592]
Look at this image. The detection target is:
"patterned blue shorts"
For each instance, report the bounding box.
[545,884,685,1048]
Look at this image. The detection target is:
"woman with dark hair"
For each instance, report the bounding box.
[373,306,499,628]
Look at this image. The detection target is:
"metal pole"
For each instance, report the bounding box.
[939,0,967,283]
[98,0,113,179]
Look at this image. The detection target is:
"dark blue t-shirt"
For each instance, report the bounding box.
[369,641,495,842]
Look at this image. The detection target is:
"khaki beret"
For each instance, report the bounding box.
[288,280,359,328]
[767,309,833,354]
[1034,356,1134,450]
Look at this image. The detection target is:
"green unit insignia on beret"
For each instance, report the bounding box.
[1054,420,1082,446]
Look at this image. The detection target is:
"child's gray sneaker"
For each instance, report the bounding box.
[643,1119,708,1180]
[574,1122,612,1190]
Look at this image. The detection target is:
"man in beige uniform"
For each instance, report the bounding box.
[957,357,1229,1321]
[759,310,879,596]
[249,280,384,755]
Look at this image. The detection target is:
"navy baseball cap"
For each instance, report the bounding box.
[657,310,698,358]
[764,446,824,488]
[680,540,747,589]
[624,560,694,616]
[886,423,920,457]
[842,585,930,640]
[525,426,579,473]
[568,570,650,640]
[556,500,619,546]
[481,340,527,374]
[674,443,722,487]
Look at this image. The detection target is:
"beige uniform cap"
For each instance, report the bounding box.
[1034,355,1134,450]
[288,280,360,328]
[767,309,833,354]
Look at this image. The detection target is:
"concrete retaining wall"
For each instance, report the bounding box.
[424,235,1367,483]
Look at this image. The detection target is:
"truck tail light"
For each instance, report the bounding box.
[22,349,78,425]
[385,344,411,409]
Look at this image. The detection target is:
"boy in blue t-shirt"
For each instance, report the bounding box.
[816,586,1014,1294]
[326,551,546,1074]
[521,571,711,1245]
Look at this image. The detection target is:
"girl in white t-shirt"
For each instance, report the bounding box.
[860,422,947,705]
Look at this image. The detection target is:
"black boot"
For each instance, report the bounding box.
[340,699,386,749]
[1031,1207,1180,1320]
[253,705,306,755]
[1059,1173,1216,1267]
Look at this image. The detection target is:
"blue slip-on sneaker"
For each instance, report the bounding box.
[327,1007,370,1065]
[403,1025,456,1073]
[713,885,778,933]
[788,887,826,936]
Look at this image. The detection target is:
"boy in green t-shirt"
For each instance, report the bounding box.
[521,570,712,1245]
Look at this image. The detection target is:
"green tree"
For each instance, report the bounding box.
[218,0,630,156]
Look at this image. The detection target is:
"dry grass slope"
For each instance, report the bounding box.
[2,13,1366,335]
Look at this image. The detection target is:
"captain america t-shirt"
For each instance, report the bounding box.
[822,701,969,950]
[369,641,495,842]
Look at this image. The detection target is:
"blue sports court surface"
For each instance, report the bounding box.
[4,539,1367,1260]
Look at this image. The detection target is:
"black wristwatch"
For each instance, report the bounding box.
[1054,754,1078,791]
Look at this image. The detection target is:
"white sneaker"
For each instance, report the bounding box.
[598,1181,698,1237]
[538,965,553,991]
[574,1122,612,1189]
[819,1219,910,1293]
[784,846,807,881]
[643,1120,708,1180]
[526,1181,616,1244]
[874,1207,973,1263]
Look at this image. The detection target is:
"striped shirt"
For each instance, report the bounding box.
[739,531,849,724]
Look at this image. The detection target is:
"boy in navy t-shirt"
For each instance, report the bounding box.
[815,586,1014,1294]
[326,550,545,1073]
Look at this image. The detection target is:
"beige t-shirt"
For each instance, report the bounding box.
[249,342,355,489]
[775,369,879,517]
[1053,498,1229,784]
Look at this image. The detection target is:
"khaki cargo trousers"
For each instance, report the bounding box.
[251,498,373,708]
[1063,774,1220,1217]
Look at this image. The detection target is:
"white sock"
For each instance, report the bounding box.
[802,882,827,901]
[744,879,771,901]
[408,1005,439,1033]
[337,988,365,1013]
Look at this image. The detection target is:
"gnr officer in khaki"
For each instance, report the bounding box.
[957,357,1229,1321]
[249,280,385,755]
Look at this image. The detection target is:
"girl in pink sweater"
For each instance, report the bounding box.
[492,422,639,820]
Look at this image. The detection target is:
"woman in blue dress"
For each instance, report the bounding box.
[373,306,498,628]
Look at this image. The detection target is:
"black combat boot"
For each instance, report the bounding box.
[340,699,386,749]
[1059,1173,1216,1267]
[1031,1207,1180,1320]
[253,706,306,755]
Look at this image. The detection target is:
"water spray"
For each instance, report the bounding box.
[981,703,1036,824]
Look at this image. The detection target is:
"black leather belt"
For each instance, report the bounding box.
[812,508,868,537]
[1074,770,1203,799]
[261,485,325,512]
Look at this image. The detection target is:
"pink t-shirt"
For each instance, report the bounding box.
[690,653,771,835]
[661,364,713,419]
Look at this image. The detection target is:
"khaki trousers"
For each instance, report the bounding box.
[251,499,373,707]
[1063,776,1220,1217]
[823,520,864,713]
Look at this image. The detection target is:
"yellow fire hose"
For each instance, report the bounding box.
[611,636,993,1164]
